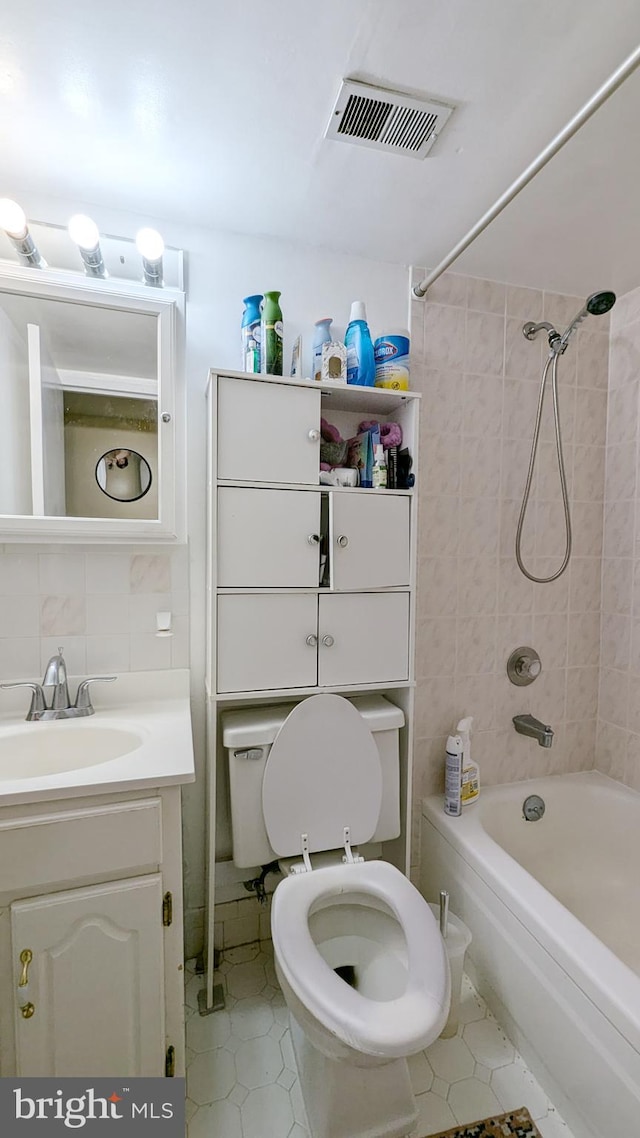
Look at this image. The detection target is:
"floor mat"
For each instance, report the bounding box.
[421,1106,541,1138]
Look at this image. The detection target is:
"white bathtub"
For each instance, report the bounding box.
[420,771,640,1138]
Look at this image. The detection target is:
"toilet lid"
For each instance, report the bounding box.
[262,694,382,857]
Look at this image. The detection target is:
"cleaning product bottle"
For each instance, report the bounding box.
[262,290,284,375]
[241,294,263,373]
[345,301,375,386]
[312,318,333,382]
[459,716,480,806]
[372,444,387,489]
[374,329,411,390]
[444,726,463,816]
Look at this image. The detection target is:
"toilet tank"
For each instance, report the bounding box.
[222,694,405,868]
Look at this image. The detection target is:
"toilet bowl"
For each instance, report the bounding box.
[223,693,451,1138]
[272,859,451,1066]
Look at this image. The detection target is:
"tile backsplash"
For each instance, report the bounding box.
[0,545,190,682]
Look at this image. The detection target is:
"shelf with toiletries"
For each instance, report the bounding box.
[216,370,419,491]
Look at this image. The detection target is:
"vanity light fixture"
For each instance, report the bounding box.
[136,227,164,287]
[0,198,46,267]
[68,213,107,278]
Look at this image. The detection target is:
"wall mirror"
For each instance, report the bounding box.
[0,263,184,540]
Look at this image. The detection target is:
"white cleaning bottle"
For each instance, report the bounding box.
[458,716,480,807]
[444,728,463,816]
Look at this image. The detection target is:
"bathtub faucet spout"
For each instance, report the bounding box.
[513,714,553,748]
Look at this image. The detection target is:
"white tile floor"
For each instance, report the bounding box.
[185,943,574,1138]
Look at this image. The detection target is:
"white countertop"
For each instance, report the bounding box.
[0,669,195,807]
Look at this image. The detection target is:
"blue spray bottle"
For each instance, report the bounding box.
[241,294,263,373]
[345,301,375,386]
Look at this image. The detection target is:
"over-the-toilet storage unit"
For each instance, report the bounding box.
[204,368,420,1010]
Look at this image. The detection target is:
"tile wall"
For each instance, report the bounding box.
[409,269,610,866]
[596,284,640,787]
[0,544,190,682]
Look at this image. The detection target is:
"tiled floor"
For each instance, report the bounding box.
[185,943,574,1138]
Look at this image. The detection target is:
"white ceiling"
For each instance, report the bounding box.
[3,0,640,295]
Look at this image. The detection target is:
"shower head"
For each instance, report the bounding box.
[559,289,616,347]
[586,290,616,316]
[523,288,617,353]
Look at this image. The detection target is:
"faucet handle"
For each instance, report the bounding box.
[1,682,47,720]
[74,676,116,712]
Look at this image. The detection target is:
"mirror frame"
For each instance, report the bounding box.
[0,261,185,541]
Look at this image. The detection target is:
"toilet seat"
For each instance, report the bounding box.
[263,694,382,856]
[272,859,450,1059]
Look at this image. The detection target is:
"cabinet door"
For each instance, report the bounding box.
[217,594,318,692]
[217,376,321,484]
[318,593,409,686]
[11,875,164,1077]
[218,487,321,587]
[331,493,410,589]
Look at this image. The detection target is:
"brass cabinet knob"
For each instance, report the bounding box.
[18,948,32,988]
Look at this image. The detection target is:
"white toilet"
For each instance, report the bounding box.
[222,693,450,1138]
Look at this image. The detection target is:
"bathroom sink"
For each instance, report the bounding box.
[0,723,144,779]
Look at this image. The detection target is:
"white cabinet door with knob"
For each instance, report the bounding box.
[330,493,410,590]
[318,593,410,686]
[218,487,321,587]
[217,592,410,692]
[217,377,321,484]
[11,875,165,1077]
[217,594,319,692]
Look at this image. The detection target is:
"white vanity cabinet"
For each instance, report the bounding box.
[11,876,165,1077]
[0,787,185,1079]
[204,369,420,1012]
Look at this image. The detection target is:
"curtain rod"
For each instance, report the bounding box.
[413,41,640,298]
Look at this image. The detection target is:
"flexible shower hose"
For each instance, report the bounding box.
[515,351,572,583]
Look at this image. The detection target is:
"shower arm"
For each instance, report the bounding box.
[412,41,640,298]
[526,308,598,355]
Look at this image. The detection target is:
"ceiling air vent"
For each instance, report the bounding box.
[325,79,454,159]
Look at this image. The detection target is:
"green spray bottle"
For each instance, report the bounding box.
[262,290,283,375]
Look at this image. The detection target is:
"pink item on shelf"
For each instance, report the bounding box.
[358,420,403,449]
[320,417,342,443]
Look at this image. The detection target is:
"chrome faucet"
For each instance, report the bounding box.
[1,647,116,721]
[43,647,71,710]
[513,714,553,748]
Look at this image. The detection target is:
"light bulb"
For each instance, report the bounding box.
[0,198,27,238]
[68,213,100,251]
[136,227,164,262]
